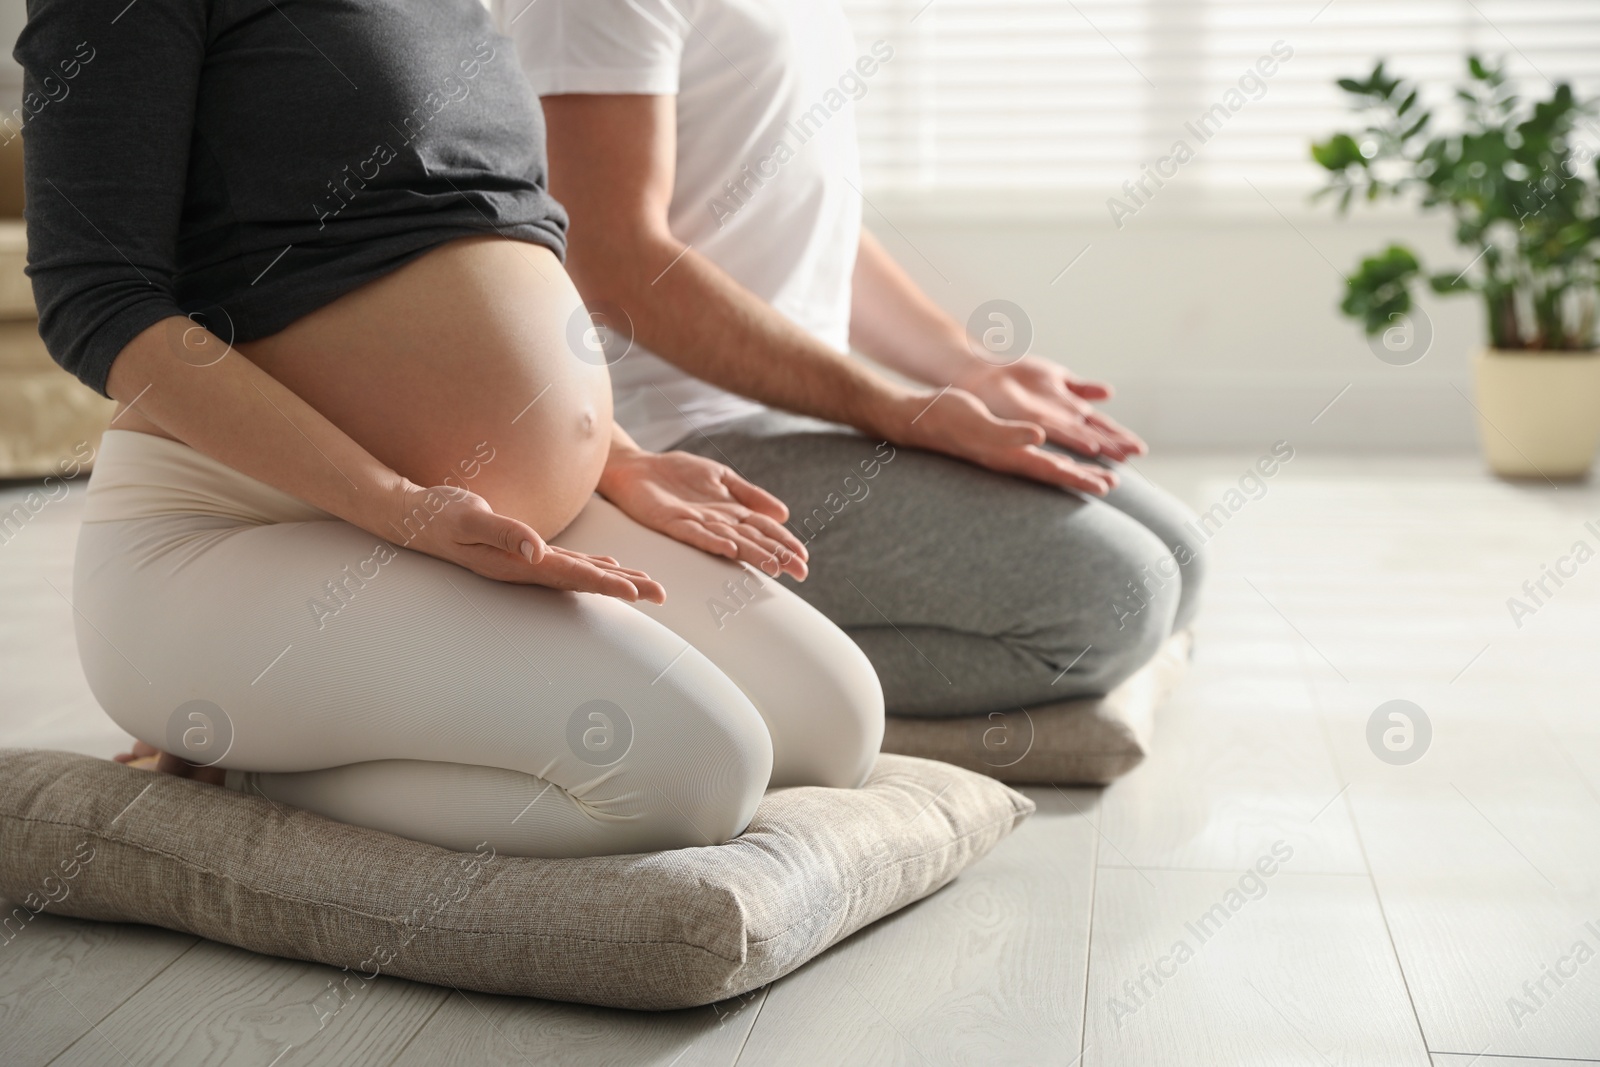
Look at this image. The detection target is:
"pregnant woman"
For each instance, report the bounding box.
[18,0,882,857]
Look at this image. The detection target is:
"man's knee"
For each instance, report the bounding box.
[1168,533,1207,632]
[1085,558,1177,691]
[1045,522,1180,696]
[1107,547,1183,634]
[1110,478,1208,632]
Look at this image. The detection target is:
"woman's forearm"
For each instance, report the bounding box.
[105,318,414,539]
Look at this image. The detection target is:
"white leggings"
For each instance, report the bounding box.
[73,431,883,857]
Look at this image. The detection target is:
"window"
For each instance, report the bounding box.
[841,0,1600,203]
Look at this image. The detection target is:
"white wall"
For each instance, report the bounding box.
[0,0,1482,452]
[867,198,1479,452]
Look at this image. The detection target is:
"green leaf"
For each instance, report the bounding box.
[1311,133,1366,171]
[1340,245,1423,334]
[1317,55,1600,351]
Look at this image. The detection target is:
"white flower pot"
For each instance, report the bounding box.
[1471,348,1600,479]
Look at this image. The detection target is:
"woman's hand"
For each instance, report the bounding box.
[956,356,1147,461]
[598,445,810,580]
[387,483,666,603]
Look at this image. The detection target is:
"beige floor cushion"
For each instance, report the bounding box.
[881,631,1192,785]
[0,749,1032,1010]
[0,366,115,479]
[0,321,116,479]
[0,218,116,479]
[0,221,31,319]
[0,135,22,220]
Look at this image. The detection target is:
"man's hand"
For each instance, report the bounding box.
[598,447,810,580]
[956,356,1147,461]
[883,387,1117,495]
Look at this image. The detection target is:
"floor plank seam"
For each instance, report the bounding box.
[1332,732,1436,1059]
[1291,631,1436,1062]
[1434,1055,1600,1064]
[1095,863,1369,877]
[41,933,204,1067]
[729,986,770,1067]
[377,988,450,1067]
[1078,790,1104,1066]
[1534,707,1600,816]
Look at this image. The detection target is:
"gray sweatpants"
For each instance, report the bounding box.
[674,411,1205,718]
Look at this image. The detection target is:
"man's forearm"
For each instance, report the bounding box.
[567,232,921,440]
[848,230,985,389]
[539,91,1115,496]
[597,420,648,497]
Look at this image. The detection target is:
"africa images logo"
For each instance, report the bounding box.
[566,699,633,767]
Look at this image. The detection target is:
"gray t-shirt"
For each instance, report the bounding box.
[14,0,568,396]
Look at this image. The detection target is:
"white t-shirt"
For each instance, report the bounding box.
[496,0,871,451]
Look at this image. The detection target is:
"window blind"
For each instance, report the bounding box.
[840,0,1600,199]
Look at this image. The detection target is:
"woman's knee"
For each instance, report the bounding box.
[560,500,884,790]
[818,628,885,789]
[814,690,885,790]
[609,656,775,845]
[713,586,884,789]
[778,622,884,789]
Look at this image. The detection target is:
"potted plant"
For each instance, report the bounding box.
[1313,57,1600,479]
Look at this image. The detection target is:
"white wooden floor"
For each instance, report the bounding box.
[3,453,1599,1066]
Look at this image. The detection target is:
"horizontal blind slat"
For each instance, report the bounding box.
[843,0,1600,193]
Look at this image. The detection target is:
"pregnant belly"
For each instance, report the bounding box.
[237,237,611,539]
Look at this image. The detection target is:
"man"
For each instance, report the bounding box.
[496,0,1203,717]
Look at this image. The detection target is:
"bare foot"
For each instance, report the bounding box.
[113,739,161,770]
[112,739,228,786]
